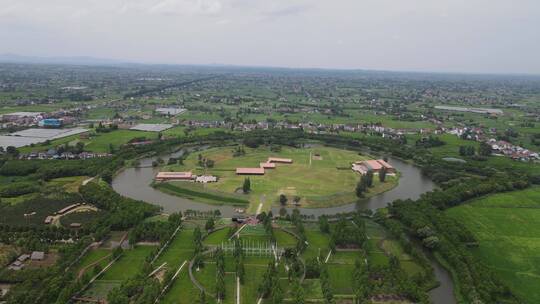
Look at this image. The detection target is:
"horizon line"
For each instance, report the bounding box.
[1,53,540,78]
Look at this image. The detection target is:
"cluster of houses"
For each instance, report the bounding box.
[7,252,46,271]
[18,151,111,160]
[155,171,218,183]
[352,159,395,175]
[488,139,539,161]
[236,157,293,175]
[447,127,539,162]
[178,119,429,137]
[0,110,80,129]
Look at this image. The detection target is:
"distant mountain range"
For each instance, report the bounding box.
[0,53,128,66]
[0,53,538,78]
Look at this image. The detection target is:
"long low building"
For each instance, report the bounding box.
[236,167,265,175]
[155,171,194,181]
[267,157,293,164]
[0,128,89,149]
[130,124,173,132]
[155,108,186,116]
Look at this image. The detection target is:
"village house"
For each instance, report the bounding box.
[195,175,218,183]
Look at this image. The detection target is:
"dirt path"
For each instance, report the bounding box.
[256,194,266,215]
[51,205,99,227]
[82,177,95,186]
[229,224,247,240]
[236,276,240,304]
[324,251,332,263]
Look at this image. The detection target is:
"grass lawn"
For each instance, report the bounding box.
[204,228,231,245]
[99,245,156,281]
[162,145,398,212]
[83,245,156,300]
[242,264,267,303]
[302,230,331,260]
[47,175,89,192]
[194,263,217,295]
[274,229,298,248]
[160,268,212,304]
[155,182,249,207]
[327,264,354,294]
[73,248,111,276]
[446,187,540,303]
[154,228,194,269]
[330,251,362,264]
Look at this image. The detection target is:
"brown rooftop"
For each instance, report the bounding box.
[260,162,276,169]
[236,167,265,175]
[376,159,394,169]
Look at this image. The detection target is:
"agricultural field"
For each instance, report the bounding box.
[83,129,157,152]
[18,129,158,154]
[446,187,540,303]
[160,146,398,213]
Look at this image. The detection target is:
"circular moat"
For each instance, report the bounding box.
[111,145,454,304]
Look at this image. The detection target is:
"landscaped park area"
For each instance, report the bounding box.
[71,214,430,304]
[155,146,398,213]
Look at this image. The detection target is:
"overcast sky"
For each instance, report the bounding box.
[1,0,539,74]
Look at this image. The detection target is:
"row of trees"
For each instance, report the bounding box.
[257,259,282,301]
[128,212,182,245]
[355,170,374,198]
[329,216,367,251]
[214,248,226,300]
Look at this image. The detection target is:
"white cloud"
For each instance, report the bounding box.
[147,0,223,16]
[0,0,538,73]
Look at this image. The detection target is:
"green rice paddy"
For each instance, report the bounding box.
[446,187,540,303]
